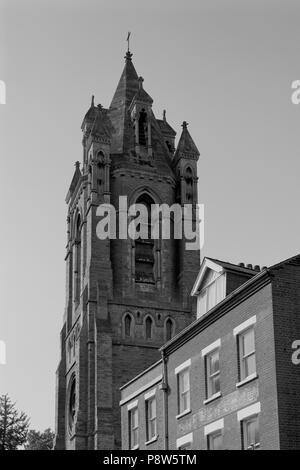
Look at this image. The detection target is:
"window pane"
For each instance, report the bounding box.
[244,416,259,449]
[243,329,255,355]
[216,275,225,303]
[198,292,207,317]
[245,353,256,377]
[209,432,223,450]
[210,351,219,374]
[130,408,139,448]
[178,370,190,413]
[207,282,216,310]
[207,350,220,397]
[212,374,220,394]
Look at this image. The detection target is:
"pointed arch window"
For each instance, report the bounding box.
[74,214,82,304]
[134,194,155,284]
[165,318,174,341]
[185,167,194,202]
[124,313,133,337]
[138,109,148,146]
[145,316,153,339]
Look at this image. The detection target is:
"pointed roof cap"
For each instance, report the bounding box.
[81,95,98,130]
[175,121,200,160]
[108,51,140,153]
[109,52,139,109]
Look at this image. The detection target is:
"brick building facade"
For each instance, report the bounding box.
[120,255,300,450]
[54,50,201,450]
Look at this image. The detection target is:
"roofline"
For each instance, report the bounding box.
[161,268,271,356]
[119,359,162,391]
[191,256,259,296]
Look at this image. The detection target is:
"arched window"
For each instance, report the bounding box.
[124,314,133,337]
[145,316,153,339]
[68,377,76,433]
[165,318,174,341]
[135,194,155,284]
[185,167,193,202]
[74,214,82,304]
[138,109,147,146]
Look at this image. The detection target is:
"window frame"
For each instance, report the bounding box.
[207,430,223,450]
[205,348,221,399]
[175,360,191,418]
[197,272,226,317]
[128,403,139,450]
[238,327,256,382]
[145,395,157,443]
[241,414,260,450]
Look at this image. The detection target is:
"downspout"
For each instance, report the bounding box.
[161,349,169,450]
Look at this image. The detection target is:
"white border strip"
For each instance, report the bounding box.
[201,339,221,357]
[175,358,191,375]
[144,388,156,401]
[127,399,138,411]
[237,402,261,421]
[204,418,224,436]
[233,315,256,336]
[176,432,193,449]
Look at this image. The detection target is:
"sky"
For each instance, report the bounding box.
[0,0,300,431]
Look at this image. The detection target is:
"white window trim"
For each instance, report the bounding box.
[236,372,258,388]
[237,402,261,421]
[127,399,138,411]
[203,391,222,405]
[175,358,191,375]
[204,418,224,436]
[144,388,156,401]
[201,339,221,357]
[176,408,191,420]
[176,432,193,449]
[233,316,256,336]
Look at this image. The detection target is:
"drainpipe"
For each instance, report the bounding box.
[160,350,169,450]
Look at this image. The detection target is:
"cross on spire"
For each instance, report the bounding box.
[127,31,131,52]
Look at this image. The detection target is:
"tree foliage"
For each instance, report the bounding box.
[0,394,29,450]
[25,428,55,450]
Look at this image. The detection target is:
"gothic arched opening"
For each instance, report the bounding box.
[145,316,153,339]
[138,109,147,146]
[134,194,155,284]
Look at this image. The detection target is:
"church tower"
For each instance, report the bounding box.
[54,49,200,450]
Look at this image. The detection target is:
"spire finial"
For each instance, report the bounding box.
[163,110,166,122]
[124,32,133,61]
[127,31,131,52]
[182,121,188,130]
[91,95,95,107]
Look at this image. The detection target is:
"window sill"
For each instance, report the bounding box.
[176,409,191,420]
[203,391,222,405]
[236,373,258,388]
[145,436,158,446]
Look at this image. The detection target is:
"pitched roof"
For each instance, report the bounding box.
[191,256,260,296]
[156,119,176,136]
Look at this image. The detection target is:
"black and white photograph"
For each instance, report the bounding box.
[1,0,300,456]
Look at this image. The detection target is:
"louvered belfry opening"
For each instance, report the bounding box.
[135,194,155,284]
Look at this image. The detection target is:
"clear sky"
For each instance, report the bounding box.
[1,0,300,431]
